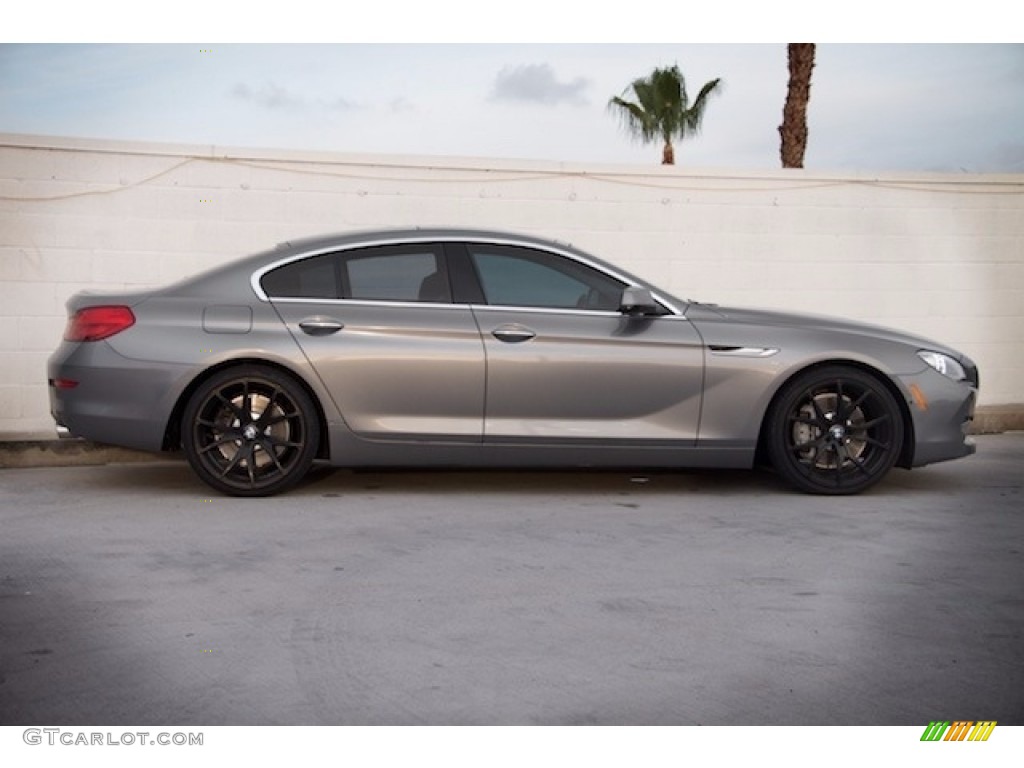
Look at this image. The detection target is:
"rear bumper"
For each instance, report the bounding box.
[48,341,190,452]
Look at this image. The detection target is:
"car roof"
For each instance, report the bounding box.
[271,227,581,257]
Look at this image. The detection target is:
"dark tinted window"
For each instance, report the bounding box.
[261,254,337,299]
[260,245,451,303]
[346,248,448,302]
[468,245,625,310]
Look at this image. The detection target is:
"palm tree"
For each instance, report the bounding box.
[609,64,722,165]
[779,44,816,168]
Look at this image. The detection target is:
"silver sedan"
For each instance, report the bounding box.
[47,229,978,496]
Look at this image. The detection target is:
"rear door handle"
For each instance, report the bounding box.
[491,325,536,343]
[298,318,345,336]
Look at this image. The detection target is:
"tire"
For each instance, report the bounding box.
[182,365,320,497]
[765,365,904,495]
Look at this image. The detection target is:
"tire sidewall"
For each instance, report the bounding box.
[181,365,320,497]
[766,365,903,495]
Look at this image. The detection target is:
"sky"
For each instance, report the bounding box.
[2,9,1023,174]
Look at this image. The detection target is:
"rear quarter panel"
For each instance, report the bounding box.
[101,294,344,448]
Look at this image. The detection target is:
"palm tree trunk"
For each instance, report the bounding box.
[662,140,675,165]
[779,43,815,169]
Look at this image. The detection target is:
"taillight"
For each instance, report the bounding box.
[64,306,136,342]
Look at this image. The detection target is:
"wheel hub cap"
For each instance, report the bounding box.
[242,423,258,441]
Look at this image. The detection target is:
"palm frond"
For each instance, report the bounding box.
[608,63,723,164]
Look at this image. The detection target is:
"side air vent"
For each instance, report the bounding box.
[707,345,779,357]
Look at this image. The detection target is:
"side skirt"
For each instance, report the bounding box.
[326,426,754,470]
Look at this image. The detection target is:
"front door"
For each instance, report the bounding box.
[464,243,704,443]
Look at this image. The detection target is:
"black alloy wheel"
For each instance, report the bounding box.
[182,365,319,496]
[766,365,904,495]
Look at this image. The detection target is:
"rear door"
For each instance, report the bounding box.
[261,243,485,440]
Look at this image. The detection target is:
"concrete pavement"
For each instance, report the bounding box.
[1,435,1022,725]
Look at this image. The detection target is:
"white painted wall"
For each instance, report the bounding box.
[2,133,1022,438]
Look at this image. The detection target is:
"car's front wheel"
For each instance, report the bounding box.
[182,365,320,497]
[766,365,904,495]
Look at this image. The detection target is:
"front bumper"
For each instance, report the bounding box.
[896,367,978,467]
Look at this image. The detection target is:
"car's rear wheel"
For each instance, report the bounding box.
[182,365,319,497]
[766,365,904,495]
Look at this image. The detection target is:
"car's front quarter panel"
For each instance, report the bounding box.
[690,313,977,467]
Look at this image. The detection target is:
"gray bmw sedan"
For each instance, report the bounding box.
[48,229,978,496]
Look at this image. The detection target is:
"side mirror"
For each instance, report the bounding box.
[619,287,659,316]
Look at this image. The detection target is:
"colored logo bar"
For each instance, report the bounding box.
[920,721,997,741]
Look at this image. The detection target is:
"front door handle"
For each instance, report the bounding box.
[298,318,345,336]
[491,325,536,343]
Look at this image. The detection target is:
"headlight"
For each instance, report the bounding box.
[918,350,967,382]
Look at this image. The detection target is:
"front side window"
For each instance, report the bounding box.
[468,245,625,310]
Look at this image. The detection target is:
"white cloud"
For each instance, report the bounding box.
[491,64,589,106]
[231,82,303,110]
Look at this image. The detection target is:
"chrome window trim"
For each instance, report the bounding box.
[261,295,692,321]
[250,234,685,316]
[262,296,467,311]
[468,303,689,320]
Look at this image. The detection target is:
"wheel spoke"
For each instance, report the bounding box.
[263,435,303,450]
[863,436,891,450]
[808,390,828,424]
[198,432,240,454]
[219,445,246,478]
[254,387,283,428]
[259,441,286,474]
[260,413,290,429]
[833,445,846,485]
[860,414,890,430]
[847,451,872,476]
[242,380,253,421]
[215,391,246,421]
[848,389,871,412]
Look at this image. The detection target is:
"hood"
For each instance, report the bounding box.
[685,303,972,363]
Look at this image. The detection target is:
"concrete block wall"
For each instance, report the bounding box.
[2,133,1022,438]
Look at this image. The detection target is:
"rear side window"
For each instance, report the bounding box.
[261,254,337,299]
[260,244,451,303]
[347,249,447,302]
